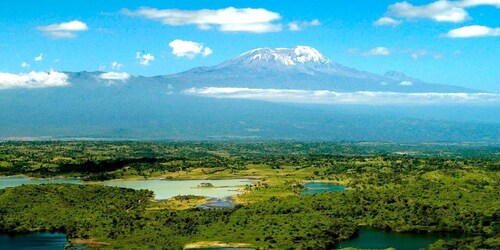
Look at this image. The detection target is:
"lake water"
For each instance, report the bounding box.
[0,176,81,189]
[302,182,346,195]
[98,179,251,200]
[197,198,237,209]
[336,228,456,250]
[0,233,68,250]
[0,177,251,200]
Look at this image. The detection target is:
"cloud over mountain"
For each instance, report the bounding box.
[99,72,131,81]
[0,71,69,89]
[184,87,500,105]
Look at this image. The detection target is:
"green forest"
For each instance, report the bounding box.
[0,141,498,249]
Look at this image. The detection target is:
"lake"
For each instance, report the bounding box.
[302,182,346,195]
[98,179,251,200]
[336,228,456,250]
[197,198,237,209]
[0,177,251,200]
[0,176,81,189]
[0,233,68,250]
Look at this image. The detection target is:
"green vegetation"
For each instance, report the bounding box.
[1,141,498,179]
[0,141,498,249]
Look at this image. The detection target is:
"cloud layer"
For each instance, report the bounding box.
[0,71,70,89]
[123,7,282,33]
[169,39,212,58]
[37,20,88,38]
[184,87,500,105]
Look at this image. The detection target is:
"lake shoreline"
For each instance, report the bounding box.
[184,241,254,249]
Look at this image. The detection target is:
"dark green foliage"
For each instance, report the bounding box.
[0,166,498,249]
[0,141,498,179]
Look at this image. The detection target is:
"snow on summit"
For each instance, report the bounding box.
[233,46,331,66]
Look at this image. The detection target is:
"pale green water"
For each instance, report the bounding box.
[0,176,80,189]
[99,179,252,200]
[0,177,251,200]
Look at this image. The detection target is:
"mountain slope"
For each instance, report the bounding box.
[0,46,497,141]
[164,46,474,93]
[0,71,498,141]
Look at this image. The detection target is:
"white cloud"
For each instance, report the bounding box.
[389,1,469,22]
[364,47,391,56]
[37,20,88,38]
[168,39,213,58]
[459,0,500,7]
[111,61,123,70]
[288,19,321,31]
[136,52,155,65]
[34,53,43,62]
[288,23,300,31]
[446,25,500,38]
[400,81,414,86]
[0,71,70,89]
[123,7,282,33]
[20,62,30,68]
[374,17,401,26]
[98,72,131,81]
[310,19,321,26]
[202,47,213,57]
[352,47,440,60]
[410,49,428,60]
[184,87,500,105]
[381,0,500,24]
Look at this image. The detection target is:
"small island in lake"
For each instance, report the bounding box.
[197,182,215,188]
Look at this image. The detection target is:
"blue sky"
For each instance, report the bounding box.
[0,0,499,91]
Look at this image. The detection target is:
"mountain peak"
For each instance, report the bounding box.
[384,71,412,81]
[226,46,331,67]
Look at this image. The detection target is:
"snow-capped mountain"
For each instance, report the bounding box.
[1,46,496,142]
[219,46,332,67]
[165,46,473,93]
